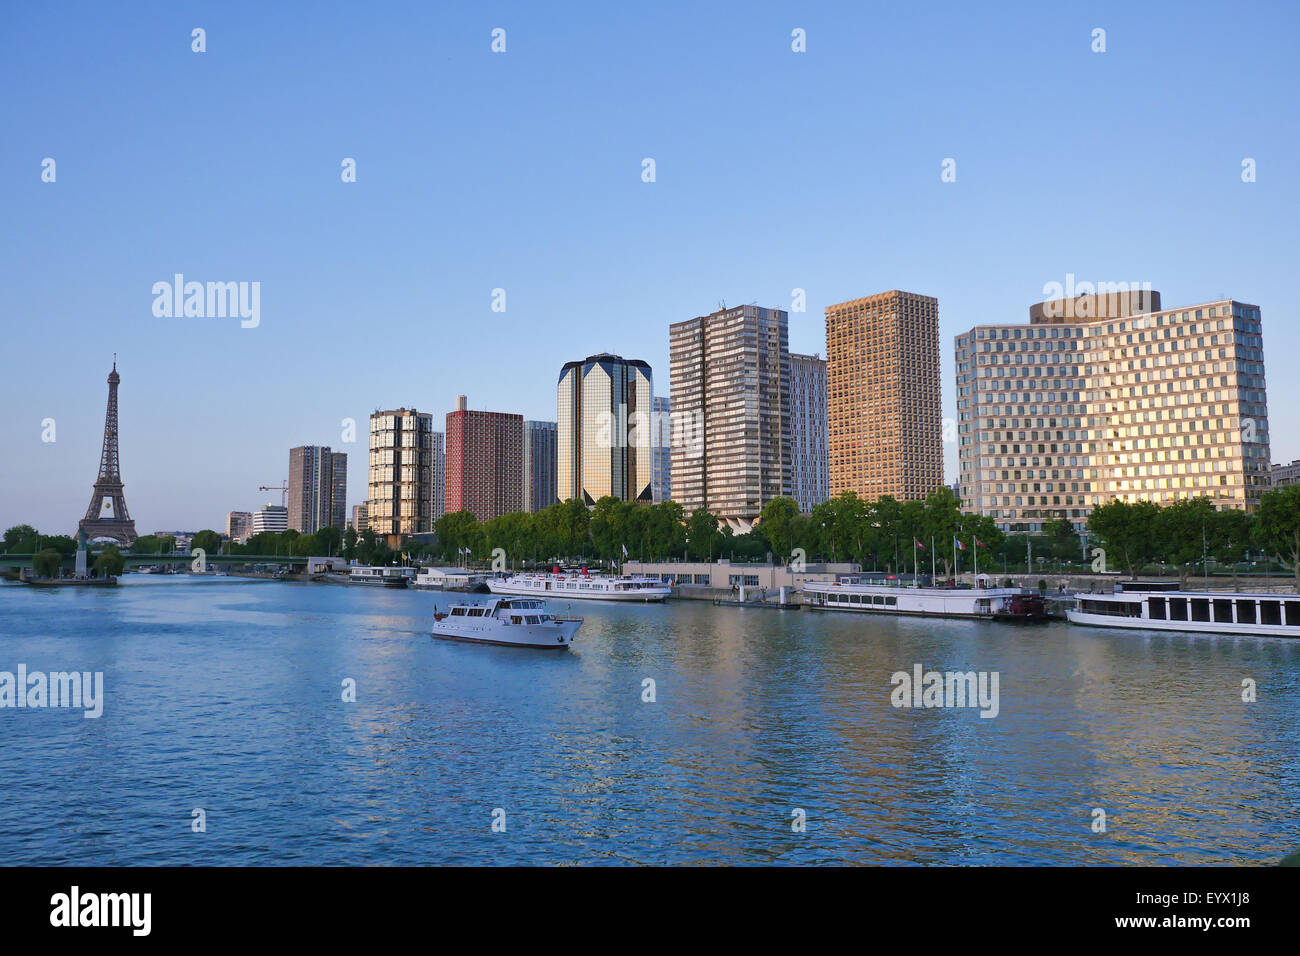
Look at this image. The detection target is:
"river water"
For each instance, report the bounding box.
[1,575,1296,865]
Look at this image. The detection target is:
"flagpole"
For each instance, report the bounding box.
[973,536,978,582]
[931,536,936,583]
[912,538,917,584]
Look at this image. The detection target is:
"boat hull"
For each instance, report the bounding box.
[1065,608,1300,638]
[430,618,580,649]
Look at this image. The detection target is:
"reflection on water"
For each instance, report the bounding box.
[1,576,1296,865]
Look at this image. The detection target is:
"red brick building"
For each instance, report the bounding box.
[445,395,524,521]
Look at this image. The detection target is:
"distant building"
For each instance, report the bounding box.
[288,445,347,534]
[651,395,672,504]
[151,531,193,552]
[669,305,791,530]
[368,408,438,547]
[789,353,828,512]
[523,420,558,512]
[250,504,287,536]
[445,395,524,522]
[827,290,942,503]
[349,503,368,533]
[956,293,1270,533]
[430,430,446,523]
[557,354,653,506]
[225,511,252,543]
[1269,460,1300,488]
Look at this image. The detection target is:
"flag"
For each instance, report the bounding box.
[915,539,926,550]
[975,537,987,548]
[622,543,628,557]
[954,538,966,551]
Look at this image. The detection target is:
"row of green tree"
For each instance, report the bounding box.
[1085,485,1300,588]
[10,483,1300,586]
[400,488,1005,574]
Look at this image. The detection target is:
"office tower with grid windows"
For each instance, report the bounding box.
[651,395,672,504]
[287,445,347,534]
[955,291,1270,532]
[523,420,558,512]
[789,352,828,512]
[826,291,942,502]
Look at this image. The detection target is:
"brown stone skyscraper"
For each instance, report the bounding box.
[826,291,942,502]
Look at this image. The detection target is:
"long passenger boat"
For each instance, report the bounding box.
[486,571,671,602]
[803,577,1047,621]
[1066,581,1300,637]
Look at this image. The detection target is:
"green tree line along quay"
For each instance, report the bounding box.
[5,484,1300,586]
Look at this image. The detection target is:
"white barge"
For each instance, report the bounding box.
[803,577,1048,621]
[431,598,582,649]
[486,571,670,602]
[1066,581,1300,637]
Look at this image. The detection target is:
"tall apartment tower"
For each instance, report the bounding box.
[669,304,791,530]
[556,354,653,506]
[523,420,559,512]
[445,395,524,522]
[367,408,437,547]
[430,430,446,523]
[955,291,1270,532]
[789,353,829,512]
[287,445,347,534]
[651,395,672,504]
[826,291,942,502]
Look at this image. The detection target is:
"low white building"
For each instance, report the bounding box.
[623,558,859,590]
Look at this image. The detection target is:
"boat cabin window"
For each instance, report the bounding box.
[451,607,467,616]
[510,616,522,624]
[1287,602,1300,627]
[1236,600,1257,625]
[1169,597,1188,621]
[1260,601,1281,626]
[1148,597,1166,620]
[1190,598,1211,623]
[1213,599,1233,624]
[468,608,486,617]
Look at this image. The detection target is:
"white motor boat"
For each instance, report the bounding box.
[431,597,582,649]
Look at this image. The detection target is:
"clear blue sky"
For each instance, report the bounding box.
[3,0,1297,533]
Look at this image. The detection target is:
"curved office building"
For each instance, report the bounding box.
[557,353,653,506]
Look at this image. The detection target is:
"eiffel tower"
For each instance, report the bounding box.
[78,356,137,546]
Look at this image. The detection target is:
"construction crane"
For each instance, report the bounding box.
[259,482,289,508]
